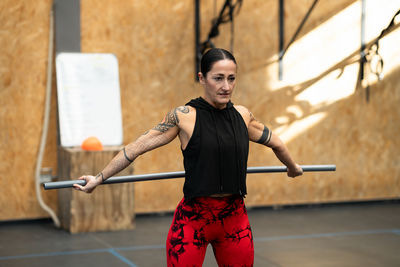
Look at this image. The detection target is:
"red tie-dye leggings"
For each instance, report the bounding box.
[166,195,254,267]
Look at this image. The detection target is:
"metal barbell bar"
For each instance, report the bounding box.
[43,165,336,190]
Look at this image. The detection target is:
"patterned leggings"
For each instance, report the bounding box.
[166,195,254,267]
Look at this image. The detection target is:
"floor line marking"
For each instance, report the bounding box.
[254,229,400,242]
[392,229,400,236]
[108,248,139,267]
[115,244,165,251]
[1,228,399,261]
[0,248,108,260]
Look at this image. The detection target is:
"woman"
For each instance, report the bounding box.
[74,48,303,266]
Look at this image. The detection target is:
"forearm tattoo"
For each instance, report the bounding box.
[102,152,132,180]
[257,125,272,145]
[96,172,105,182]
[123,147,134,163]
[153,106,189,133]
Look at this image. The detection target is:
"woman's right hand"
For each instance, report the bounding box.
[73,175,102,193]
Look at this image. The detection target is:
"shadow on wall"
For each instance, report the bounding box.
[239,0,400,205]
[256,22,400,131]
[245,53,400,205]
[245,23,400,204]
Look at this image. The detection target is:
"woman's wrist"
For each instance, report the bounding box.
[95,172,105,184]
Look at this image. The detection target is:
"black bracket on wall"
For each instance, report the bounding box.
[278,0,319,80]
[53,0,81,53]
[195,0,201,81]
[359,0,369,101]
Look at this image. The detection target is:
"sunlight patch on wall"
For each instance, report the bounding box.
[282,1,361,84]
[273,112,327,143]
[376,28,400,78]
[263,1,400,145]
[267,0,400,90]
[295,63,359,107]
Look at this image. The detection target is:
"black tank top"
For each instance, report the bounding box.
[182,97,249,198]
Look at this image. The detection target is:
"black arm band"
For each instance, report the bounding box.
[123,147,134,163]
[257,125,272,145]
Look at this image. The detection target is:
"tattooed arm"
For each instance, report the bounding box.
[236,105,303,178]
[73,106,190,193]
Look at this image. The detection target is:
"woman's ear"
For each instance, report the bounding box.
[198,72,205,84]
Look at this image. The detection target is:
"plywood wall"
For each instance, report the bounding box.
[1,0,399,220]
[0,0,56,220]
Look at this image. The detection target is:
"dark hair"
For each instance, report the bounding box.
[200,48,237,77]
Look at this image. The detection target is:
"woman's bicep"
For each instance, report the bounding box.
[248,119,272,145]
[246,109,272,145]
[148,127,179,147]
[141,107,182,150]
[132,126,179,156]
[127,108,181,156]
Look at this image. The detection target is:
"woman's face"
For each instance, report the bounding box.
[199,59,237,109]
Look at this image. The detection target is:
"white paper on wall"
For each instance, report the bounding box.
[56,53,123,147]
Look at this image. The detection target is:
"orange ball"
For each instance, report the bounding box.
[81,136,103,151]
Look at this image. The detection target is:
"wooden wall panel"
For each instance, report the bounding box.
[79,0,198,213]
[0,0,56,220]
[1,0,399,220]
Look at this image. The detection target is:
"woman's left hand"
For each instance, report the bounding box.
[287,164,303,178]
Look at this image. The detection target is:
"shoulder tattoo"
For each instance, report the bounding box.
[153,106,189,133]
[176,106,189,115]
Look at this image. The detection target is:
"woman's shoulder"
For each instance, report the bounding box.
[173,105,193,113]
[233,104,251,116]
[174,105,196,125]
[233,105,251,125]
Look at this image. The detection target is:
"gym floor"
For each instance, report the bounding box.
[1,200,399,267]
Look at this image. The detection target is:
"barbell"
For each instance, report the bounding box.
[43,164,336,190]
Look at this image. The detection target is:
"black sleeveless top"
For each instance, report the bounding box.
[182,97,249,198]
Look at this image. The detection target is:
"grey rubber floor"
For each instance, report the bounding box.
[1,201,399,267]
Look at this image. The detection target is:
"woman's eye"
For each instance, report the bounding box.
[214,77,223,81]
[228,77,235,82]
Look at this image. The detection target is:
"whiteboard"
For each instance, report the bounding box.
[56,53,123,147]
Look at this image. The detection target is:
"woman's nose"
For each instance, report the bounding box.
[221,79,229,89]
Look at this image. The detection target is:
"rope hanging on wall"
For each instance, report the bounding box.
[200,0,243,54]
[278,0,319,80]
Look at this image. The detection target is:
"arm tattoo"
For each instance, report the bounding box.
[123,147,134,163]
[176,106,189,114]
[153,106,189,133]
[96,172,105,182]
[256,125,272,145]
